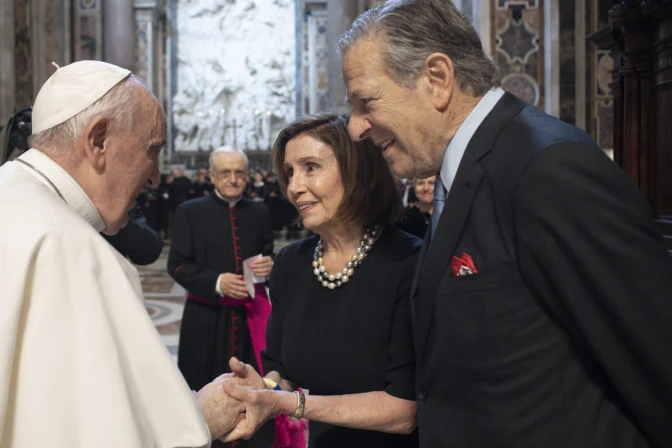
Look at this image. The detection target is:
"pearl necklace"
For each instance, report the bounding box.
[313,225,380,290]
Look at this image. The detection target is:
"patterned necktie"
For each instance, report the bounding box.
[431,173,447,239]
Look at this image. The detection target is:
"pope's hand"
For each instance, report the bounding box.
[196,380,245,440]
[250,256,273,277]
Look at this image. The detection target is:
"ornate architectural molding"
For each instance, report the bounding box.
[492,0,545,108]
[299,0,328,115]
[587,0,672,253]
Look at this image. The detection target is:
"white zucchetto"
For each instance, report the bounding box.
[32,60,131,134]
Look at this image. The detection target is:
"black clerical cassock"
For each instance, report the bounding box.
[168,192,275,447]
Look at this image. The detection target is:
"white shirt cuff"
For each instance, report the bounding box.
[215,274,224,296]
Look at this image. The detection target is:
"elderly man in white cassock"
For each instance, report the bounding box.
[0,61,244,447]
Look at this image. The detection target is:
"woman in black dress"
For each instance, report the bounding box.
[220,114,421,447]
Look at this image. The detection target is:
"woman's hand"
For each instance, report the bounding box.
[214,357,266,390]
[218,382,295,442]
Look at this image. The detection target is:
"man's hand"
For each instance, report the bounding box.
[219,273,248,299]
[195,380,245,440]
[250,256,273,277]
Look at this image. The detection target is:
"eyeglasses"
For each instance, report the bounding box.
[214,170,247,180]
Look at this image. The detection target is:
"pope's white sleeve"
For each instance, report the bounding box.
[1,231,211,448]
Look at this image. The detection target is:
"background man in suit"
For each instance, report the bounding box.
[338,1,672,447]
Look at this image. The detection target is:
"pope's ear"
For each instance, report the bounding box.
[84,116,109,170]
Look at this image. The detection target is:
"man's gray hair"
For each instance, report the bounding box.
[337,0,500,96]
[29,74,142,151]
[209,145,249,169]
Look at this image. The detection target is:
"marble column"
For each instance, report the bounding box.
[461,0,473,20]
[14,0,33,110]
[135,0,166,169]
[134,2,157,93]
[32,0,69,96]
[326,0,360,114]
[104,0,136,70]
[574,0,587,130]
[473,0,492,55]
[0,0,16,121]
[544,0,560,117]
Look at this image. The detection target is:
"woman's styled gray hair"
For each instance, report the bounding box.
[337,0,500,97]
[29,74,142,151]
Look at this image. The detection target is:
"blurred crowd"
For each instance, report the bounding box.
[138,167,437,242]
[140,167,302,241]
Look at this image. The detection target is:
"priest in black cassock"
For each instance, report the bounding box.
[168,146,275,448]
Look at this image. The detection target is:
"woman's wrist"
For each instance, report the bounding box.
[278,390,300,416]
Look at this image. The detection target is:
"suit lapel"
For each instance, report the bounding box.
[413,159,484,359]
[413,92,527,364]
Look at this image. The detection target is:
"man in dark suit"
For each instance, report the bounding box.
[339,1,672,447]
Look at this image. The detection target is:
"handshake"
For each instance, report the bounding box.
[196,357,296,443]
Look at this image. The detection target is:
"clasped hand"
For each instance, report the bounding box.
[213,357,290,442]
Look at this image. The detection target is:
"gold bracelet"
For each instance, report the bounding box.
[290,390,305,419]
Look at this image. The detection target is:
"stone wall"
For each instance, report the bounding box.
[0,0,102,123]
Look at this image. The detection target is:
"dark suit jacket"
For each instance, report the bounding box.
[102,203,163,265]
[411,92,672,447]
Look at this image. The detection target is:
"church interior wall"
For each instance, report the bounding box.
[492,0,546,111]
[0,0,640,170]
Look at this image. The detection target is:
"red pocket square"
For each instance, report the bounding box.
[451,253,479,276]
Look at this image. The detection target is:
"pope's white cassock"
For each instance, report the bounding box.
[0,149,211,447]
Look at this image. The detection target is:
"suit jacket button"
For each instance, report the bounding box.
[418,389,428,402]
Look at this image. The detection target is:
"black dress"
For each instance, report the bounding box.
[262,227,421,448]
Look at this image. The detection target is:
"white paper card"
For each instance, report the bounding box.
[243,254,266,298]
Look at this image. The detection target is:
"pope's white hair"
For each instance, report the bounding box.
[209,145,249,169]
[29,74,143,152]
